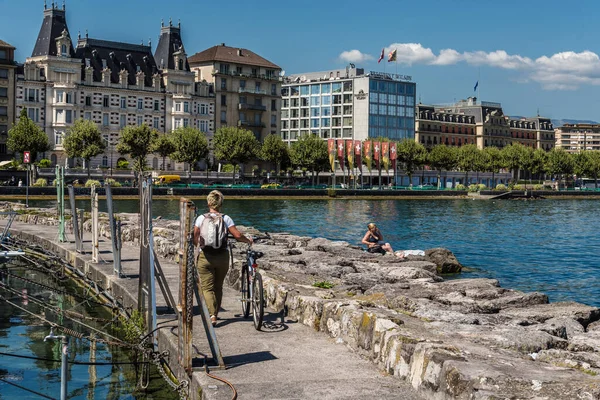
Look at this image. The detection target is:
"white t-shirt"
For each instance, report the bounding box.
[194,213,235,230]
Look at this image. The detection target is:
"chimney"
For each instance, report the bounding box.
[237,49,242,56]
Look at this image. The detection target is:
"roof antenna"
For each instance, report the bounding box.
[44,0,47,10]
[77,30,80,40]
[178,19,181,28]
[148,38,151,47]
[161,19,164,27]
[85,29,88,39]
[169,17,172,26]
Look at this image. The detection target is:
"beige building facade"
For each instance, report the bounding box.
[188,43,282,144]
[416,97,554,151]
[555,124,600,153]
[0,39,16,160]
[16,5,214,170]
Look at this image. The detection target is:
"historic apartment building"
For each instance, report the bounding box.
[188,44,282,142]
[0,40,17,160]
[554,123,600,153]
[416,97,555,151]
[16,4,214,170]
[280,67,416,145]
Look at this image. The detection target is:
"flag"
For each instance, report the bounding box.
[346,139,354,171]
[337,139,345,172]
[364,140,372,172]
[474,80,478,92]
[377,48,385,63]
[382,142,390,171]
[328,139,336,172]
[387,49,397,62]
[374,141,381,171]
[354,140,362,173]
[390,142,397,173]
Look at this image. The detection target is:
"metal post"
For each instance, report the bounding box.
[26,164,29,208]
[106,185,121,276]
[60,336,68,400]
[56,166,66,242]
[79,209,84,253]
[178,198,195,375]
[68,185,82,253]
[91,185,99,263]
[138,176,156,348]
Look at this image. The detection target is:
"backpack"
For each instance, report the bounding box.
[199,213,228,250]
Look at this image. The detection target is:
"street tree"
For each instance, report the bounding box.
[7,108,50,163]
[530,148,548,183]
[456,144,480,185]
[116,124,159,180]
[428,145,458,189]
[481,146,503,188]
[574,150,600,188]
[396,139,426,187]
[545,147,574,188]
[153,134,175,171]
[260,134,289,177]
[213,127,260,184]
[169,127,209,183]
[63,118,106,179]
[501,143,527,183]
[289,133,329,185]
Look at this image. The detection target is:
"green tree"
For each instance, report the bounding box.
[481,146,504,188]
[501,143,528,183]
[531,148,549,183]
[116,125,159,177]
[63,119,106,179]
[456,144,480,185]
[260,134,289,177]
[574,150,600,189]
[396,139,426,187]
[7,108,50,163]
[169,127,209,183]
[289,134,329,185]
[213,127,260,184]
[428,145,458,189]
[153,134,175,170]
[546,147,574,188]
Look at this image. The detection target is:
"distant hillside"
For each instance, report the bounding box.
[510,116,598,127]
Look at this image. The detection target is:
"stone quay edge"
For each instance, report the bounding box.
[3,203,600,399]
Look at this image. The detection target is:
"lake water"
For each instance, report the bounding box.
[23,197,600,307]
[0,258,178,399]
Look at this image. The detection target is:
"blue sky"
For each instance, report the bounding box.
[2,0,600,121]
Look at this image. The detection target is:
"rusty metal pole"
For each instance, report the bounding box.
[178,198,195,376]
[91,185,99,263]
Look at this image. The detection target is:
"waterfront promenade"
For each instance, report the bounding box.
[6,219,423,400]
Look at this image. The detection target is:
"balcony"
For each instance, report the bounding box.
[238,87,267,95]
[238,103,266,112]
[212,69,282,82]
[238,120,265,128]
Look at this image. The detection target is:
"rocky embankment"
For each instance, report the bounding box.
[4,204,600,399]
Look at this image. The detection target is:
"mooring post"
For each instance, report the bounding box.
[67,185,82,253]
[105,185,122,276]
[56,166,66,242]
[178,198,195,376]
[79,209,85,253]
[137,176,157,348]
[91,185,99,263]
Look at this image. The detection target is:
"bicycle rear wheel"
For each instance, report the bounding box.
[241,264,250,318]
[252,272,264,330]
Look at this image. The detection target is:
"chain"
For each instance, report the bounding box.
[186,233,195,322]
[150,350,189,399]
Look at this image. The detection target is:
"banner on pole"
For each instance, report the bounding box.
[354,140,362,173]
[390,142,397,173]
[364,140,372,172]
[23,151,30,164]
[346,139,354,171]
[327,139,336,172]
[382,142,390,171]
[337,139,345,171]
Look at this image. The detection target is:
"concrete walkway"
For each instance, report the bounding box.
[7,219,424,400]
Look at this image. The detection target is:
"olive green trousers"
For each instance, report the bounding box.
[196,249,230,317]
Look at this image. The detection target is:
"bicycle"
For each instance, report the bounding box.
[237,235,270,330]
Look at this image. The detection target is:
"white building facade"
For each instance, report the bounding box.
[16,5,214,170]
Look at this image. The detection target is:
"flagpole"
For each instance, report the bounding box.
[477,67,480,103]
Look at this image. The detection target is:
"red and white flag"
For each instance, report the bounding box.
[337,139,345,172]
[354,140,362,173]
[377,48,385,63]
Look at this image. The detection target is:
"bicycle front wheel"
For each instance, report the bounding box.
[252,272,264,330]
[241,264,250,318]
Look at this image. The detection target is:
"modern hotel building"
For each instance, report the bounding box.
[280,66,416,145]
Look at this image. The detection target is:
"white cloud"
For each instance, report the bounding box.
[337,44,600,90]
[339,50,373,63]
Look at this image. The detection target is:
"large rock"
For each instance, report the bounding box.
[425,248,462,273]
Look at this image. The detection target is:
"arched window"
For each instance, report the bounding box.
[102,155,108,167]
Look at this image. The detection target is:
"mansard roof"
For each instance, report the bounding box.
[75,38,158,87]
[0,40,15,50]
[154,23,190,71]
[188,44,280,69]
[32,6,74,57]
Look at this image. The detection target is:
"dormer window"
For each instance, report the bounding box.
[61,44,67,56]
[178,59,183,70]
[102,59,107,69]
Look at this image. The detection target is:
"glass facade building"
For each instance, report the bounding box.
[281,67,416,144]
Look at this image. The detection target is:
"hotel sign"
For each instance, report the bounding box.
[369,71,412,81]
[355,89,367,100]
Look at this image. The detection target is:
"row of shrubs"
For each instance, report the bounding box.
[453,183,546,192]
[32,178,122,187]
